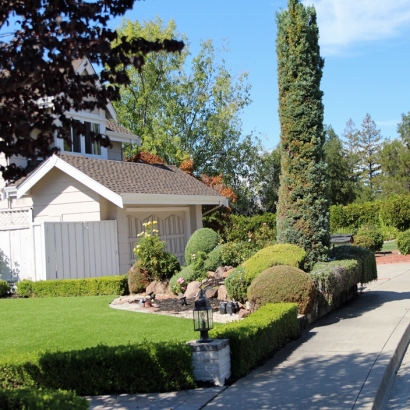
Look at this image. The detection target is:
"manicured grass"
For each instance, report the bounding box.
[0,296,197,357]
[382,240,397,252]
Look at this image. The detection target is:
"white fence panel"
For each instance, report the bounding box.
[43,221,119,280]
[0,227,33,282]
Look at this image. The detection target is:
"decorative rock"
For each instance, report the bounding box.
[238,309,250,319]
[146,281,169,295]
[214,267,226,280]
[205,287,218,299]
[207,271,215,277]
[224,268,235,279]
[217,285,228,301]
[185,281,201,298]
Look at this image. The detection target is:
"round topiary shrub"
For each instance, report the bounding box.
[128,261,150,294]
[353,225,384,252]
[247,265,316,314]
[184,228,220,265]
[169,265,196,295]
[203,244,227,272]
[397,229,410,255]
[225,266,248,302]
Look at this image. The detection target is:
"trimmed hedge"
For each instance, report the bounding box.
[247,266,316,314]
[209,303,299,378]
[0,388,88,410]
[16,275,129,298]
[397,229,410,255]
[0,280,10,297]
[310,259,360,305]
[203,244,227,272]
[185,228,219,265]
[329,245,377,284]
[0,342,195,395]
[225,244,306,302]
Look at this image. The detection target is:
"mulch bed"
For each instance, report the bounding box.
[150,296,221,313]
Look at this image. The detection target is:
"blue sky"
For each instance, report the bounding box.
[108,0,410,150]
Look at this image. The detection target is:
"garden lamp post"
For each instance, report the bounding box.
[193,288,214,343]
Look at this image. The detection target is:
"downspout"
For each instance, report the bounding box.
[202,199,229,217]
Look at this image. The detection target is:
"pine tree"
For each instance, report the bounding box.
[276,0,329,270]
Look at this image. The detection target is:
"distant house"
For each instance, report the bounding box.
[0,59,227,283]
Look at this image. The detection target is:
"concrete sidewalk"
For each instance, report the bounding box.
[87,263,410,410]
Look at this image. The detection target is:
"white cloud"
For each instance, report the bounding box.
[302,0,410,55]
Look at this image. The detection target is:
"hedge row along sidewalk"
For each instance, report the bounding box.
[16,275,129,297]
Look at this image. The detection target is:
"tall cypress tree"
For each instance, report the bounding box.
[276,0,329,270]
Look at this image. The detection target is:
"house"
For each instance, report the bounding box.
[0,59,228,283]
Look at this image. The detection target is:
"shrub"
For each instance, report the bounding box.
[128,261,150,294]
[224,266,248,302]
[379,194,410,231]
[0,280,10,297]
[0,342,196,395]
[15,276,129,298]
[379,225,399,241]
[184,228,219,265]
[224,244,306,303]
[0,388,88,410]
[220,241,258,267]
[353,225,384,252]
[397,229,410,255]
[329,245,377,284]
[247,266,316,314]
[135,221,180,281]
[169,265,195,295]
[203,244,227,272]
[310,259,360,305]
[209,303,299,378]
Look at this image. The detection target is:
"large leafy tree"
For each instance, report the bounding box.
[0,1,183,181]
[276,0,329,269]
[112,18,255,180]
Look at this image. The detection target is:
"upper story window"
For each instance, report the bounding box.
[64,121,101,156]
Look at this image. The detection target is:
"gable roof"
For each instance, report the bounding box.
[106,120,136,137]
[12,154,228,208]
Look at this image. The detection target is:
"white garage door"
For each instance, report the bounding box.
[127,208,189,266]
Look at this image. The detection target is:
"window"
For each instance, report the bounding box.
[63,121,101,156]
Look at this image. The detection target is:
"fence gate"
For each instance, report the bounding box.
[39,221,119,280]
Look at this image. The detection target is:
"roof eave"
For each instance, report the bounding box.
[121,193,229,207]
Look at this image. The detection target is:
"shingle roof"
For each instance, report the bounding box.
[106,120,137,137]
[50,154,222,197]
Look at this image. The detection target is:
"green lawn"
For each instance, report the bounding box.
[382,240,397,252]
[0,296,197,358]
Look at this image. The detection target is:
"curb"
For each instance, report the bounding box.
[353,314,410,409]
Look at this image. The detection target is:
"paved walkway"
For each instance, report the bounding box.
[87,263,410,410]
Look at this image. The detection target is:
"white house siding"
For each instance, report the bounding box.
[107,141,123,161]
[30,168,101,222]
[99,196,118,220]
[189,205,203,232]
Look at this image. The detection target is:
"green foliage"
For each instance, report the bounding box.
[379,194,410,231]
[379,225,399,241]
[329,245,377,284]
[191,251,209,281]
[220,242,258,267]
[224,266,248,302]
[0,280,10,297]
[276,0,329,270]
[169,265,195,295]
[225,244,306,302]
[353,225,384,252]
[184,228,219,265]
[397,230,410,255]
[310,260,360,305]
[0,342,195,395]
[210,303,299,378]
[135,221,180,281]
[128,261,149,294]
[247,266,316,314]
[0,388,88,410]
[203,244,226,272]
[16,276,128,298]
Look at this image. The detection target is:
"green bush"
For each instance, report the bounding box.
[128,261,150,294]
[247,266,316,314]
[0,342,195,395]
[379,194,410,231]
[397,229,410,255]
[329,245,377,284]
[184,228,219,265]
[225,244,306,303]
[330,202,381,232]
[203,244,227,272]
[169,265,195,295]
[379,225,399,241]
[0,280,10,297]
[220,241,258,267]
[16,275,129,298]
[310,259,360,305]
[224,266,248,302]
[0,388,88,410]
[210,303,299,378]
[353,225,384,252]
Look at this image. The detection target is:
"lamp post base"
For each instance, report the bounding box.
[197,330,213,343]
